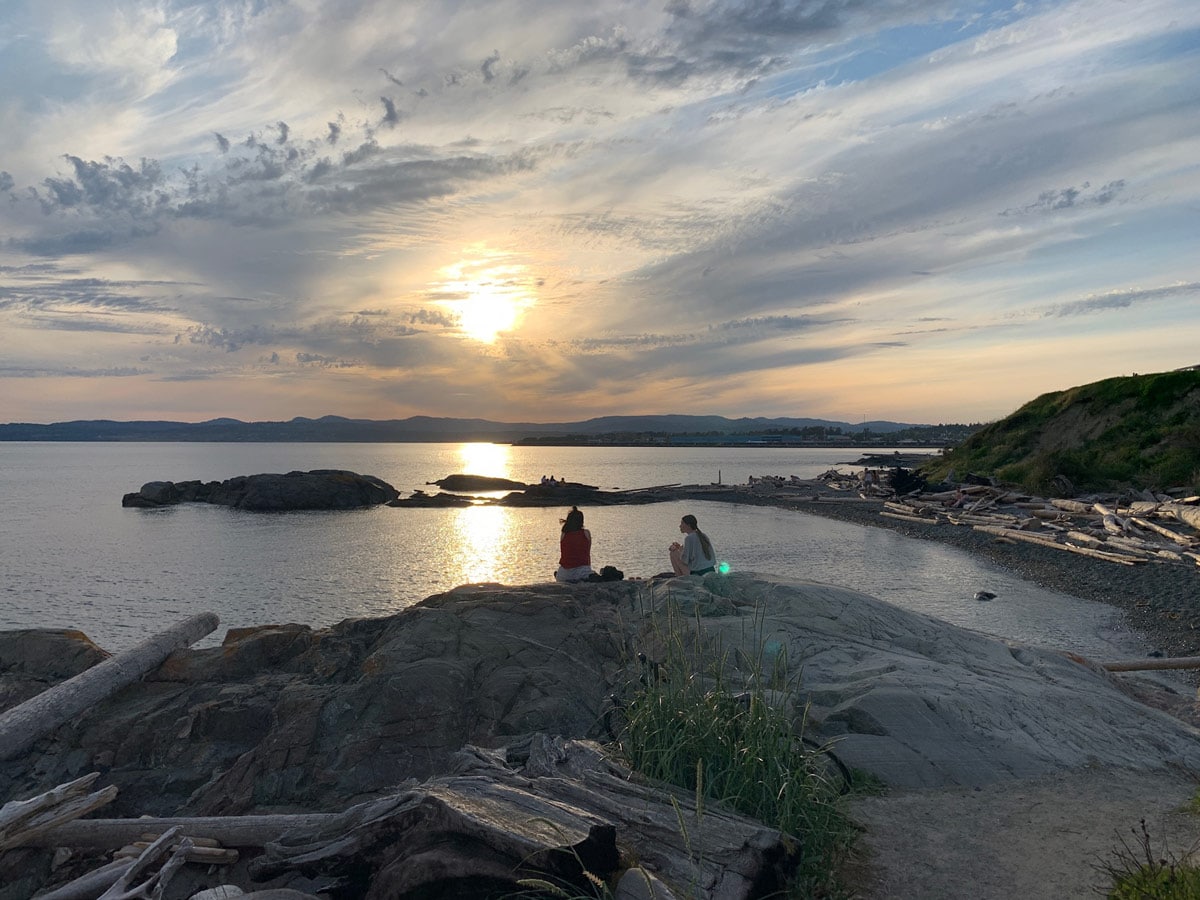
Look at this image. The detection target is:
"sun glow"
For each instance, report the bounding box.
[434,250,536,343]
[458,441,511,478]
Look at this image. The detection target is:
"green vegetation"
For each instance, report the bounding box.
[920,369,1200,495]
[613,592,860,898]
[1102,819,1200,899]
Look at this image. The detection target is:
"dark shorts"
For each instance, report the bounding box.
[690,566,715,575]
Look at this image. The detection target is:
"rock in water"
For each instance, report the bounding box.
[121,469,399,510]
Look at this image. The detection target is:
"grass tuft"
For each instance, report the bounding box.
[1101,819,1200,899]
[614,588,859,898]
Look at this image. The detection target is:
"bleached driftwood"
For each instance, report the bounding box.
[880,511,939,525]
[0,773,118,852]
[1162,503,1200,533]
[0,613,218,761]
[35,859,133,900]
[248,737,796,899]
[40,829,196,900]
[98,826,192,900]
[972,524,1143,565]
[1127,515,1196,548]
[1101,656,1200,673]
[1093,502,1126,535]
[24,812,335,851]
[31,739,796,899]
[1050,498,1094,514]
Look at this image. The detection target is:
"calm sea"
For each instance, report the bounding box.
[0,442,1149,660]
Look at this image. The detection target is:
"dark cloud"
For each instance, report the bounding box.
[381,68,403,87]
[214,132,230,153]
[178,324,275,352]
[408,308,457,327]
[380,96,402,127]
[1001,180,1128,216]
[1044,282,1200,317]
[481,50,501,83]
[0,364,149,378]
[7,122,534,254]
[0,276,159,307]
[327,121,342,145]
[0,171,13,193]
[538,0,957,89]
[718,314,848,333]
[296,351,355,367]
[276,121,290,144]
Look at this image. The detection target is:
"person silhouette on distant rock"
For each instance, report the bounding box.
[554,506,595,583]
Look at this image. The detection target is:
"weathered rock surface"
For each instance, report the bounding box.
[428,473,529,492]
[121,470,399,511]
[0,630,109,713]
[4,574,1200,896]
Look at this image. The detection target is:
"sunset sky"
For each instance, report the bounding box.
[1,0,1197,426]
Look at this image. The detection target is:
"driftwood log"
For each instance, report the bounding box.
[27,736,796,899]
[0,613,219,761]
[0,773,118,852]
[249,736,796,898]
[26,812,335,852]
[1100,656,1200,673]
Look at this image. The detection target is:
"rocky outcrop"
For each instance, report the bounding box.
[0,630,109,713]
[428,474,529,492]
[4,574,1200,896]
[121,470,399,511]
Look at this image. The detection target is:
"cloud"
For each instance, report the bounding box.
[1001,180,1128,216]
[1,0,1198,425]
[1044,282,1200,317]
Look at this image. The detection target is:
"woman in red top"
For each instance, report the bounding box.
[554,506,594,582]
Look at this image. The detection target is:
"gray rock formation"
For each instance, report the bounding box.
[4,574,1200,896]
[121,470,399,511]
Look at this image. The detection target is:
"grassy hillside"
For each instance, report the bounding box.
[921,369,1200,495]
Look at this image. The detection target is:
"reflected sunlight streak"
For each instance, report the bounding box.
[452,506,516,585]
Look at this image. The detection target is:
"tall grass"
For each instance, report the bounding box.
[615,589,858,898]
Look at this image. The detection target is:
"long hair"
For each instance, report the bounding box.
[681,514,713,558]
[562,506,585,533]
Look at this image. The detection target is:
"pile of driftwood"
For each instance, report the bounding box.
[879,485,1200,569]
[4,738,796,899]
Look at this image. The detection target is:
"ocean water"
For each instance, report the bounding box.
[0,442,1149,660]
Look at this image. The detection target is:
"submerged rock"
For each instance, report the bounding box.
[121,470,399,511]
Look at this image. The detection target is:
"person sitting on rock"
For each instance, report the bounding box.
[554,506,595,583]
[669,513,717,576]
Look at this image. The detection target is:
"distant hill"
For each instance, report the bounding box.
[0,413,923,443]
[921,369,1200,494]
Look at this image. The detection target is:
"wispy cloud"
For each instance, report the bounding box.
[0,0,1197,424]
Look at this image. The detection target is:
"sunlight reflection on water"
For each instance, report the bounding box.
[0,441,1155,661]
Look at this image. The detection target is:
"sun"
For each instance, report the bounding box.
[434,250,537,344]
[457,287,524,343]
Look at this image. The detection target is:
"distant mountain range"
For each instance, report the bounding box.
[0,414,923,442]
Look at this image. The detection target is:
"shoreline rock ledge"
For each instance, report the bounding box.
[121,469,399,511]
[4,574,1200,897]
